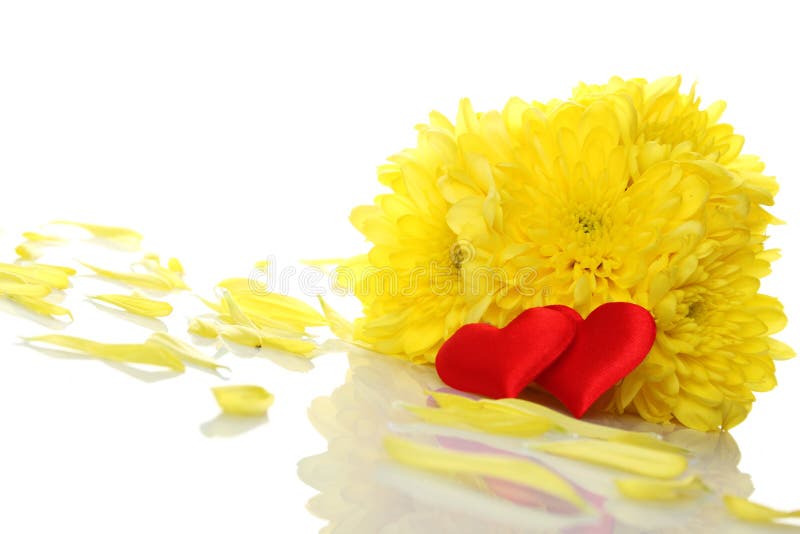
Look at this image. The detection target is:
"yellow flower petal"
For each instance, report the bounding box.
[220,289,256,328]
[217,279,326,327]
[384,435,588,511]
[15,243,43,260]
[317,295,354,341]
[0,263,71,290]
[217,324,262,346]
[616,475,708,500]
[430,392,683,452]
[212,385,273,416]
[0,281,51,298]
[15,232,67,260]
[723,495,800,523]
[217,324,317,356]
[533,439,687,479]
[167,257,184,274]
[8,296,72,320]
[767,337,796,361]
[135,257,189,290]
[188,317,220,338]
[228,306,311,335]
[81,262,173,291]
[35,263,77,276]
[211,283,321,335]
[25,334,184,371]
[673,395,722,431]
[402,402,553,437]
[486,397,684,453]
[91,293,173,317]
[258,334,318,357]
[22,231,66,243]
[146,332,229,372]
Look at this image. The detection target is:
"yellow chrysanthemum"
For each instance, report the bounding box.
[342,75,793,431]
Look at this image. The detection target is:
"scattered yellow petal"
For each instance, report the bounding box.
[431,393,681,453]
[188,317,220,338]
[404,391,557,437]
[217,279,326,327]
[212,385,273,416]
[217,323,317,356]
[0,280,51,298]
[15,232,67,260]
[81,262,173,291]
[317,295,354,341]
[217,323,262,346]
[15,243,43,260]
[9,296,72,320]
[490,397,684,453]
[533,439,687,479]
[253,259,270,270]
[214,288,307,335]
[198,295,223,313]
[258,334,317,356]
[136,257,189,289]
[384,435,587,511]
[403,403,554,437]
[723,495,800,523]
[429,391,491,411]
[167,257,184,274]
[51,220,143,247]
[0,263,71,290]
[238,294,327,327]
[90,293,173,317]
[220,289,256,328]
[22,231,66,243]
[220,309,308,335]
[25,334,184,371]
[147,332,229,371]
[35,263,77,276]
[616,475,708,500]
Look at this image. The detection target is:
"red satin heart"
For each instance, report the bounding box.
[536,302,656,418]
[435,307,577,399]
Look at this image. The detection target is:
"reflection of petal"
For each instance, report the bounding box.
[199,413,268,438]
[376,463,597,532]
[300,347,769,533]
[89,300,168,331]
[0,298,71,328]
[220,339,314,373]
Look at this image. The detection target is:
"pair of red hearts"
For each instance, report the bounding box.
[435,302,656,418]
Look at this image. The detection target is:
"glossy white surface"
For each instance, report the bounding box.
[1,2,798,532]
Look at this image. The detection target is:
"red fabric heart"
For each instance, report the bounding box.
[536,302,656,418]
[435,307,578,399]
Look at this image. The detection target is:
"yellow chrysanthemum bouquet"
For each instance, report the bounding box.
[341,75,793,432]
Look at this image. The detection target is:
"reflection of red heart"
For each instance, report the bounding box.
[435,308,577,399]
[536,302,656,418]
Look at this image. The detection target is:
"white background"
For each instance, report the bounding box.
[1,1,798,532]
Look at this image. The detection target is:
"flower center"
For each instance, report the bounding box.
[577,214,598,235]
[687,300,705,320]
[449,240,474,269]
[567,205,608,243]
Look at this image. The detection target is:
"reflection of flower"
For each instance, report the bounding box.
[342,76,793,431]
[299,349,761,533]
